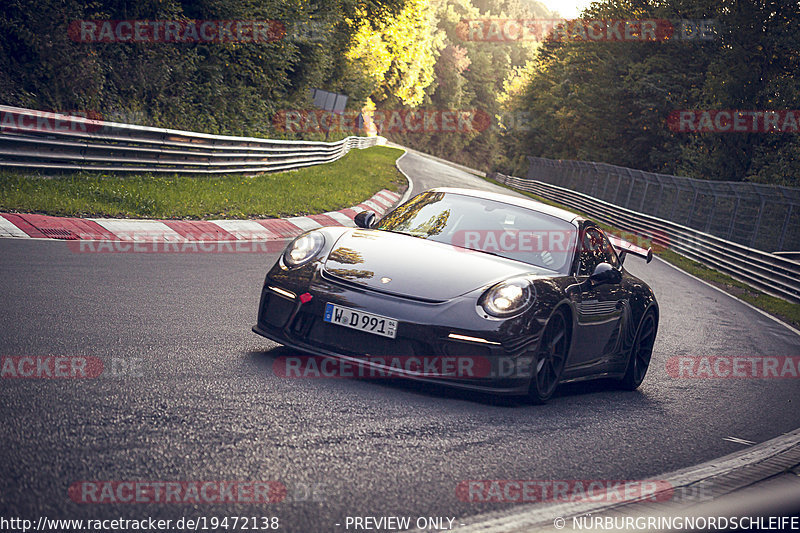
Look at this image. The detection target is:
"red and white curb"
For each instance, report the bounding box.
[0,190,401,247]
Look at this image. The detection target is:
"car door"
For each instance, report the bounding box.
[569,226,628,367]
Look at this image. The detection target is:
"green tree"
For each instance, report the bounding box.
[505,0,800,186]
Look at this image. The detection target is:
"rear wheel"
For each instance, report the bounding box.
[620,310,657,390]
[528,310,569,404]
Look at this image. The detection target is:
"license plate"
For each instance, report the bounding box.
[323,303,398,339]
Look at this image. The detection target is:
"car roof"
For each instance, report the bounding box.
[428,187,583,224]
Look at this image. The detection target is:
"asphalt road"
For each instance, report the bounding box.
[1,149,799,532]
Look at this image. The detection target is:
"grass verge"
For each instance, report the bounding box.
[0,146,405,219]
[484,176,800,330]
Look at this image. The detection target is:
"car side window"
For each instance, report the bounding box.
[577,227,619,276]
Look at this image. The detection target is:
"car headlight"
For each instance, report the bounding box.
[283,232,325,267]
[480,277,534,318]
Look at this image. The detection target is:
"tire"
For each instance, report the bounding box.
[620,310,657,390]
[528,310,569,404]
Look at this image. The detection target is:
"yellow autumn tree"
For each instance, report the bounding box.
[345,0,442,107]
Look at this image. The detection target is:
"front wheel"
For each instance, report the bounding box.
[619,310,657,390]
[528,310,569,404]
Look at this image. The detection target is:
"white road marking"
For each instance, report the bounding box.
[370,194,393,209]
[90,219,184,241]
[325,211,355,226]
[361,199,385,214]
[377,190,400,202]
[724,436,756,446]
[209,220,277,240]
[286,216,322,232]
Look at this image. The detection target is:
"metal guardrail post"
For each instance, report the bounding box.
[653,175,666,218]
[750,196,767,249]
[613,172,624,205]
[687,184,699,228]
[668,176,680,221]
[639,179,649,213]
[597,163,609,200]
[778,204,792,251]
[705,193,717,233]
[624,169,636,209]
[727,195,741,241]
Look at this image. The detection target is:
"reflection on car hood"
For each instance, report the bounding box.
[322,229,543,301]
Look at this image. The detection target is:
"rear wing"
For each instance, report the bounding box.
[607,235,653,264]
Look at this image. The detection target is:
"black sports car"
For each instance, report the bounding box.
[253,187,658,403]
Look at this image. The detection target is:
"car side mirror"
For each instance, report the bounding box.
[354,210,376,229]
[589,262,621,285]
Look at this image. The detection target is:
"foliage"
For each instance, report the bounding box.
[344,0,441,107]
[509,0,800,186]
[0,0,409,136]
[2,0,797,185]
[380,0,551,172]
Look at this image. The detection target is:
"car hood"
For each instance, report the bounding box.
[322,229,542,301]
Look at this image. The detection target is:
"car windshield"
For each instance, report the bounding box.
[376,191,577,273]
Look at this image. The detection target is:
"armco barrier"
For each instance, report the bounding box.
[526,156,800,253]
[491,172,800,303]
[0,106,379,173]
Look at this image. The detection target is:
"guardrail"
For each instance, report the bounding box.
[490,172,800,304]
[526,156,800,253]
[0,106,380,173]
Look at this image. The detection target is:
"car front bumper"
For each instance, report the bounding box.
[252,275,543,396]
